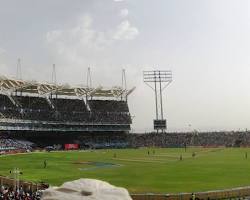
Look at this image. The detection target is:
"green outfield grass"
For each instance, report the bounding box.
[0,148,250,193]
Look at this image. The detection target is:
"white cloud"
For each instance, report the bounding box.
[0,48,13,77]
[45,14,139,86]
[46,15,109,56]
[120,9,129,18]
[0,48,6,55]
[46,14,139,56]
[113,20,139,40]
[114,0,124,2]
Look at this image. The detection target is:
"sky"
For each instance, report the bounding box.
[0,0,250,132]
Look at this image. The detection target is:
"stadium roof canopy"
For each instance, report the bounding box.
[0,76,135,98]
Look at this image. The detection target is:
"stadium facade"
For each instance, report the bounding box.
[0,76,135,147]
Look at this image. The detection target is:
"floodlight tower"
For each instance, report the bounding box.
[143,70,172,132]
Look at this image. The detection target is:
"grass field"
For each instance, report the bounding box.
[0,148,250,193]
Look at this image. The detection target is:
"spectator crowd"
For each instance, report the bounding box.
[0,94,131,125]
[128,131,250,148]
[0,185,42,200]
[0,138,33,152]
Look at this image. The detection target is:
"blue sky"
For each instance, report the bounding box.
[0,0,250,132]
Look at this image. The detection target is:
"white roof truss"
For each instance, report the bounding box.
[0,76,135,98]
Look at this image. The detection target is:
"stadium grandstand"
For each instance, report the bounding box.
[0,76,135,148]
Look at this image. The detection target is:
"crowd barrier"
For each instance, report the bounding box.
[1,174,250,199]
[0,175,48,192]
[131,186,250,200]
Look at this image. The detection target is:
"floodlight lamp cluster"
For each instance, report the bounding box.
[143,70,172,83]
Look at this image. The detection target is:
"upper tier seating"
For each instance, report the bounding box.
[0,95,131,124]
[88,100,129,112]
[51,98,87,112]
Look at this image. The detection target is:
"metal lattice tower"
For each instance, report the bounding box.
[52,64,57,85]
[143,70,172,132]
[16,58,22,80]
[122,69,127,101]
[122,69,127,91]
[87,67,92,88]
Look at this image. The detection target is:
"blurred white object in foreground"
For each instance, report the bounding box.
[42,178,132,200]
